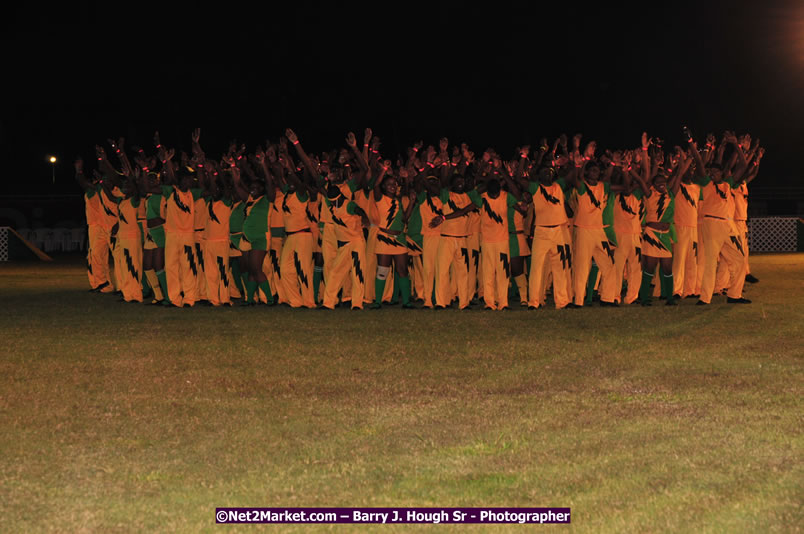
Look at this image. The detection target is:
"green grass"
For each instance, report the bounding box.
[1,253,802,533]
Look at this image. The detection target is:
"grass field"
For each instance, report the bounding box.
[1,253,802,533]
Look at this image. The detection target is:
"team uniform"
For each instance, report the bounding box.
[242,194,273,304]
[114,197,143,302]
[228,200,246,299]
[696,175,747,303]
[638,187,676,304]
[280,187,315,308]
[204,198,234,306]
[193,196,208,302]
[268,189,287,304]
[733,182,751,278]
[673,182,701,297]
[572,180,617,306]
[468,189,515,310]
[372,192,412,307]
[435,189,473,309]
[323,196,366,309]
[143,191,168,302]
[527,179,572,309]
[509,202,530,305]
[162,185,202,307]
[612,188,643,304]
[84,186,115,292]
[418,191,443,308]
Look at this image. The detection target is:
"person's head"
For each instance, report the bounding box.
[249,177,265,196]
[538,165,556,185]
[584,162,600,184]
[653,170,668,193]
[122,178,137,197]
[707,162,723,183]
[450,173,465,193]
[327,163,346,184]
[178,170,194,192]
[146,172,160,191]
[326,183,344,206]
[486,178,501,198]
[425,176,440,195]
[381,175,398,196]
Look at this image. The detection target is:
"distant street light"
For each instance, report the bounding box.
[48,156,56,184]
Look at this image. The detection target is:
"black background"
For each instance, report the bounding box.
[3,1,803,197]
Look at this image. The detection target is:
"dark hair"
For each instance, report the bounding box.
[487,179,501,196]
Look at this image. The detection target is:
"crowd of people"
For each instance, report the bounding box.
[75,126,764,309]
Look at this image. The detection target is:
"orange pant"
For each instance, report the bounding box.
[699,218,746,303]
[572,227,616,305]
[529,225,571,308]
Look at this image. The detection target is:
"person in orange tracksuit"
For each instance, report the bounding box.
[113,176,144,303]
[201,168,234,306]
[737,146,765,284]
[526,164,574,309]
[416,176,444,308]
[468,174,517,310]
[431,172,477,309]
[322,182,370,309]
[162,162,204,307]
[75,158,114,292]
[611,164,644,305]
[687,131,751,305]
[672,169,702,299]
[569,153,622,308]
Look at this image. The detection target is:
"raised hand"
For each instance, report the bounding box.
[286,128,299,144]
[154,131,162,148]
[641,132,650,150]
[572,133,582,150]
[95,145,107,161]
[191,128,201,144]
[345,132,357,148]
[520,145,531,158]
[439,137,449,153]
[363,128,372,144]
[583,141,596,159]
[74,157,84,173]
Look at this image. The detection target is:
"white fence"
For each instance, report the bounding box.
[747,217,800,253]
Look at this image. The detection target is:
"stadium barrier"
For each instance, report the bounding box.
[747,217,802,253]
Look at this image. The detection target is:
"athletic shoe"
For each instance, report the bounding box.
[727,297,752,304]
[745,274,759,283]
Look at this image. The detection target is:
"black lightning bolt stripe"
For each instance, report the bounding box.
[351,251,365,284]
[376,233,402,248]
[680,184,696,207]
[642,232,668,252]
[293,251,309,287]
[656,191,667,220]
[184,245,198,276]
[715,183,728,200]
[564,244,572,269]
[460,248,470,271]
[540,186,560,205]
[448,198,468,217]
[730,235,745,255]
[174,192,192,214]
[425,195,443,216]
[500,252,510,277]
[305,205,317,223]
[195,243,204,271]
[473,249,479,268]
[385,197,398,229]
[337,240,348,248]
[618,193,636,215]
[635,246,642,262]
[601,241,615,263]
[558,245,567,269]
[217,256,229,288]
[208,202,221,224]
[87,256,93,274]
[123,248,138,279]
[331,212,347,227]
[482,197,504,224]
[282,194,291,213]
[585,183,601,209]
[270,249,281,277]
[101,198,117,218]
[118,208,128,225]
[692,241,698,258]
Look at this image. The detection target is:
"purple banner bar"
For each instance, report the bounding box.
[215,507,570,524]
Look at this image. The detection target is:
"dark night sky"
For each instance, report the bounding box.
[2,1,803,195]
